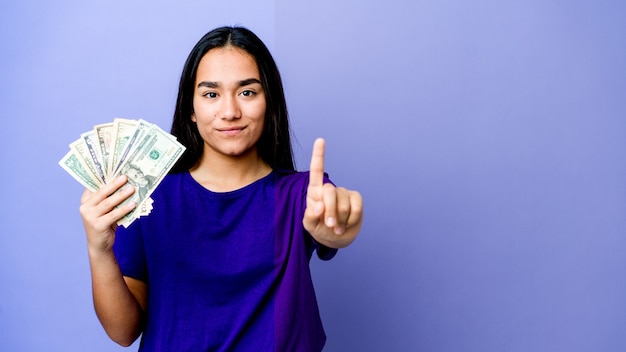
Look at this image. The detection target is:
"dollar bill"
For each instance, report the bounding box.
[59,118,184,227]
[113,119,156,177]
[114,123,185,227]
[81,130,106,184]
[68,138,104,189]
[138,197,154,214]
[108,118,138,177]
[58,149,101,192]
[94,122,114,182]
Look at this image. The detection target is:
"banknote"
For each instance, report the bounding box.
[81,130,106,184]
[68,138,104,189]
[94,122,114,182]
[59,118,185,227]
[114,123,185,227]
[109,118,140,178]
[58,149,101,192]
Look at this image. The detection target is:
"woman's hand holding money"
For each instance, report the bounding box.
[80,175,136,254]
[79,175,146,345]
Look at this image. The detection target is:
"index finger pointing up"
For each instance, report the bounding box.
[308,138,325,188]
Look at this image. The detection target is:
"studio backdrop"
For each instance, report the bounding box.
[1,1,625,351]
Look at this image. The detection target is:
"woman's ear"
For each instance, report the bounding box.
[191,112,196,122]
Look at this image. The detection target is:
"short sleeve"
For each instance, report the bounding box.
[113,220,148,282]
[315,241,338,261]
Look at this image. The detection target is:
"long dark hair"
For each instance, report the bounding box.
[170,26,295,172]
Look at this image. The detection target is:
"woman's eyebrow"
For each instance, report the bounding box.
[197,81,219,88]
[238,78,262,87]
[197,78,261,89]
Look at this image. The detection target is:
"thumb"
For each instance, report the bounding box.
[303,197,324,231]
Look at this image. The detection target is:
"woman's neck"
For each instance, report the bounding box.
[189,149,272,192]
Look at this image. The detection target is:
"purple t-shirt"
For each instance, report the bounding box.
[113,170,336,351]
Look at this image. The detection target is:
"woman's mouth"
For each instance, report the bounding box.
[217,126,246,136]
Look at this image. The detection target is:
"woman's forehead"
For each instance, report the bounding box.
[196,46,260,83]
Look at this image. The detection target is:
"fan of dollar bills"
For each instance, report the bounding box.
[59,118,186,227]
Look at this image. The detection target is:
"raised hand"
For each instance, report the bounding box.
[79,175,136,254]
[303,138,363,248]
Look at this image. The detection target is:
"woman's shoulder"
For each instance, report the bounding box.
[274,168,331,184]
[273,169,309,186]
[272,169,332,195]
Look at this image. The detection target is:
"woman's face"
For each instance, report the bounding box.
[191,46,266,160]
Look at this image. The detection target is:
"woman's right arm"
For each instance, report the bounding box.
[80,175,146,347]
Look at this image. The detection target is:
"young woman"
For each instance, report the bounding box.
[79,26,363,351]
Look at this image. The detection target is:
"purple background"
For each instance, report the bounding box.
[1,1,625,351]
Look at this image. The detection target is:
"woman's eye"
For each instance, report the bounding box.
[203,92,217,98]
[241,90,255,97]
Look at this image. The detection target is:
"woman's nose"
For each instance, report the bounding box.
[219,95,241,120]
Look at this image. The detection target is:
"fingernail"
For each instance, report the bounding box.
[334,227,345,235]
[326,217,335,227]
